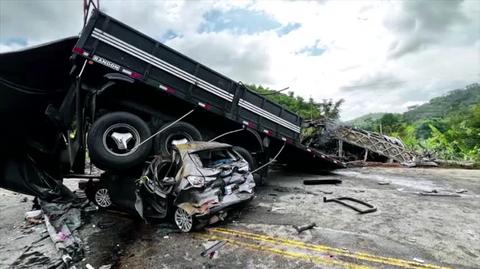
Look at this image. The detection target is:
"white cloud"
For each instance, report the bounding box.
[1,0,479,121]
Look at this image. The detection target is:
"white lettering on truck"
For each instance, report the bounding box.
[92,55,120,71]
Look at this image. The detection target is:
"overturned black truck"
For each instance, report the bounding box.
[0,10,344,228]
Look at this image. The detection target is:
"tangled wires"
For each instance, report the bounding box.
[138,156,176,197]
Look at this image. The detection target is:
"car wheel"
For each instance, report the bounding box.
[154,121,202,156]
[174,207,194,232]
[87,112,152,171]
[85,182,113,209]
[94,187,112,208]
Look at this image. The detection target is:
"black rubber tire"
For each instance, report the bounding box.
[87,112,152,171]
[85,181,113,209]
[233,146,256,170]
[154,121,202,156]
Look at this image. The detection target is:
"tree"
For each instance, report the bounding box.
[379,113,403,134]
[316,98,345,121]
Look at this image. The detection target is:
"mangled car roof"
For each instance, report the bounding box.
[175,141,232,154]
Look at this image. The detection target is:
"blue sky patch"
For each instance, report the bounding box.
[199,8,282,34]
[160,30,180,42]
[277,22,301,36]
[0,37,28,46]
[297,40,327,56]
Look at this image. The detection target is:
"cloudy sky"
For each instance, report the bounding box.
[1,0,479,120]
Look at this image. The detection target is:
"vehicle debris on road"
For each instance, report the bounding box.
[418,191,461,197]
[303,179,342,185]
[323,196,377,214]
[293,222,317,233]
[201,240,227,258]
[25,210,43,223]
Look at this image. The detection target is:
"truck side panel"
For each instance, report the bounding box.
[73,10,344,170]
[75,10,301,142]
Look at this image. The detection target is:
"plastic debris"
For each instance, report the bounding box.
[413,258,425,263]
[25,210,42,220]
[201,240,226,258]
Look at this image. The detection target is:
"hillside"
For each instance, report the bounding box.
[347,83,480,162]
[403,83,480,122]
[349,83,480,126]
[345,112,386,128]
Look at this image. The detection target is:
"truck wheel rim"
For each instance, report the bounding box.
[102,123,141,156]
[174,208,193,232]
[95,188,112,207]
[164,133,193,154]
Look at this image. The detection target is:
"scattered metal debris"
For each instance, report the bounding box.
[318,190,334,194]
[201,240,226,258]
[419,189,462,197]
[323,196,377,214]
[293,222,317,233]
[419,192,461,197]
[303,179,342,185]
[353,189,366,193]
[413,258,425,263]
[25,210,42,223]
[271,207,286,212]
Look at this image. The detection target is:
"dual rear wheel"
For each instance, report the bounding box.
[87,111,201,171]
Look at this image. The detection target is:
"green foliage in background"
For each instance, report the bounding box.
[247,83,479,162]
[248,84,344,120]
[349,83,480,161]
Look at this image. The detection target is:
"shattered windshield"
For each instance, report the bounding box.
[193,148,240,168]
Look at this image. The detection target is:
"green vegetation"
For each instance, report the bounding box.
[346,112,386,129]
[349,83,480,162]
[248,84,344,120]
[248,83,479,163]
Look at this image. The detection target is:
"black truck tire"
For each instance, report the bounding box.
[87,112,152,171]
[154,121,202,156]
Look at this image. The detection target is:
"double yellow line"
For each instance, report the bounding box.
[198,227,450,269]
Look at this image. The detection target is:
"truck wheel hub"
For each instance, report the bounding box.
[102,123,140,156]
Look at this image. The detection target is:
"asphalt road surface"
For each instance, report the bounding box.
[1,167,479,268]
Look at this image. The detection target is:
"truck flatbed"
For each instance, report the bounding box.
[73,10,344,170]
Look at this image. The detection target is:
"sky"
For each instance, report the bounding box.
[1,0,479,120]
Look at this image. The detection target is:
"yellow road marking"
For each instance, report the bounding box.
[197,233,373,269]
[208,227,450,269]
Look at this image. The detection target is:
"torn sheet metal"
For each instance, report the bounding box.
[135,142,255,223]
[173,142,255,217]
